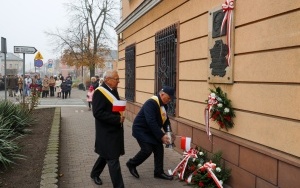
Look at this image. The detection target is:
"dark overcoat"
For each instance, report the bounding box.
[132,95,170,145]
[92,83,124,159]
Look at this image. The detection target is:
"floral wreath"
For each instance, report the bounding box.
[205,86,235,131]
[169,147,231,187]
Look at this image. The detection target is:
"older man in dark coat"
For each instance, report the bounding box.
[90,70,125,188]
[126,86,175,180]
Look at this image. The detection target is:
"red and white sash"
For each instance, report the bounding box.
[96,87,126,115]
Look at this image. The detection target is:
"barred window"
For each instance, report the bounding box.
[155,24,177,116]
[125,44,136,102]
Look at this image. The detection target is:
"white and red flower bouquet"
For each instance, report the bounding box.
[170,147,231,188]
[206,87,235,131]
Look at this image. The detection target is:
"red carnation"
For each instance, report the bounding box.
[199,181,204,187]
[218,121,225,128]
[224,115,231,121]
[190,165,196,171]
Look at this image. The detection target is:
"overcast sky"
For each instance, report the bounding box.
[0,0,119,70]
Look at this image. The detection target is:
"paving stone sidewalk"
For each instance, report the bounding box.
[57,89,187,188]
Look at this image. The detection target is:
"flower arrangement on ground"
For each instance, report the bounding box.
[206,86,235,131]
[19,85,40,112]
[26,87,40,111]
[172,147,231,188]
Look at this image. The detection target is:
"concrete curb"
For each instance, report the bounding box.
[40,107,61,188]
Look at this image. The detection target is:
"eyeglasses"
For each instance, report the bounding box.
[110,77,120,81]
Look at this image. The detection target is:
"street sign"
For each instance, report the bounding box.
[48,59,53,64]
[1,37,7,53]
[35,51,43,60]
[14,46,37,54]
[35,59,43,67]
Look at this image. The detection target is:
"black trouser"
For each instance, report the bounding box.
[62,91,68,99]
[127,140,164,175]
[42,90,49,98]
[91,156,124,188]
[49,86,55,96]
[19,89,23,95]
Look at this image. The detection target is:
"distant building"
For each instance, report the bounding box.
[0,52,23,76]
[96,49,118,78]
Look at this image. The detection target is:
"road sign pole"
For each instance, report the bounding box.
[1,37,7,100]
[23,53,26,104]
[4,51,7,101]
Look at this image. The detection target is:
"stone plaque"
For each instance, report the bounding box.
[209,40,228,77]
[212,9,227,38]
[208,5,235,84]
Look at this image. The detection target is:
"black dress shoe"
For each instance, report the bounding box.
[91,176,102,185]
[126,162,139,178]
[154,173,173,180]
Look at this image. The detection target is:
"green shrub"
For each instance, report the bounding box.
[0,129,24,168]
[0,100,34,168]
[0,100,34,135]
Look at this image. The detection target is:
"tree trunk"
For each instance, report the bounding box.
[90,64,95,77]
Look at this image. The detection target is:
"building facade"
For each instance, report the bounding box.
[115,0,300,187]
[0,52,23,76]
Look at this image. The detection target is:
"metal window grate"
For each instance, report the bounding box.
[155,24,177,116]
[125,44,136,102]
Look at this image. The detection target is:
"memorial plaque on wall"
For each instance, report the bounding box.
[208,4,235,84]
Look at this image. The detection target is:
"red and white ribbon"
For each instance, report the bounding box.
[204,93,218,140]
[185,161,223,187]
[202,161,223,188]
[220,0,234,66]
[168,148,198,180]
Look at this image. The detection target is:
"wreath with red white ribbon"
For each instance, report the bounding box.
[205,87,235,133]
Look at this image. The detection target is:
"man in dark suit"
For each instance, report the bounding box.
[126,86,175,180]
[90,70,125,187]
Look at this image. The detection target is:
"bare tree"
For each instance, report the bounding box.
[46,0,119,77]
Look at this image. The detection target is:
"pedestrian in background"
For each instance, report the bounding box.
[55,77,62,98]
[95,75,100,87]
[7,75,17,97]
[24,75,32,96]
[35,75,43,97]
[126,86,175,181]
[49,76,56,97]
[90,70,125,187]
[42,75,49,98]
[60,78,68,99]
[17,75,23,96]
[86,85,94,111]
[66,76,72,98]
[90,76,98,90]
[58,73,64,81]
